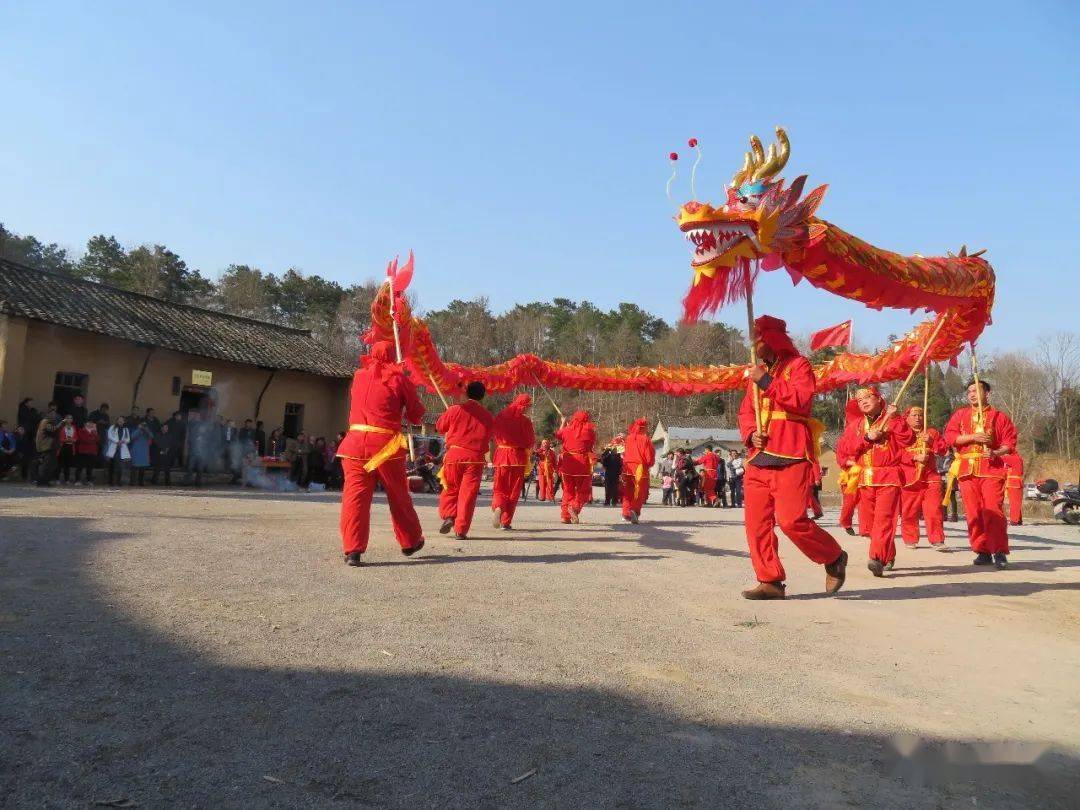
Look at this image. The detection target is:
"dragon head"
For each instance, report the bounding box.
[676,127,828,321]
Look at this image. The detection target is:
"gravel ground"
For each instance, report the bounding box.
[2,482,1078,808]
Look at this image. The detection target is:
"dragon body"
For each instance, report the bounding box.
[369,129,994,396]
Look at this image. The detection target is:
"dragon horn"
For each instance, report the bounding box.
[749,135,765,168]
[732,151,753,187]
[752,127,790,181]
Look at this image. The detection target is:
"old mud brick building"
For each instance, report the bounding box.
[0,259,354,437]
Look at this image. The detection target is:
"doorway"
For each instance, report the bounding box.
[179,385,213,417]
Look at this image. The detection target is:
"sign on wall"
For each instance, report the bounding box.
[192,369,213,386]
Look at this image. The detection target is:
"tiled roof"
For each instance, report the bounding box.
[0,259,355,378]
[656,414,736,431]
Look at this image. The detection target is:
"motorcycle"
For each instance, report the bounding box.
[1038,479,1080,525]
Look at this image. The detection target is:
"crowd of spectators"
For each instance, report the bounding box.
[657,447,745,507]
[0,395,345,491]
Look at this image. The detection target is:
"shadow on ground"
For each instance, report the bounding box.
[2,516,1077,808]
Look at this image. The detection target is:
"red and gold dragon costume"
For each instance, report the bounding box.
[368,128,994,396]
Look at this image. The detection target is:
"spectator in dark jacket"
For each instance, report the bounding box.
[152,422,178,485]
[600,444,623,506]
[65,394,88,427]
[254,421,267,456]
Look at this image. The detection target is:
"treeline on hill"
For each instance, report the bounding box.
[3,223,1078,454]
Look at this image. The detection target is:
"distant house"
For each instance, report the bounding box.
[651,415,744,470]
[0,258,355,438]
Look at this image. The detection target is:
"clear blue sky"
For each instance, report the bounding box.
[3,1,1077,351]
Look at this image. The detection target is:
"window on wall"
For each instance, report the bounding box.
[52,372,89,415]
[283,402,305,439]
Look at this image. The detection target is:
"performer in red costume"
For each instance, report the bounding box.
[693,444,723,507]
[837,387,913,576]
[337,341,426,566]
[943,380,1018,568]
[490,394,535,530]
[536,439,557,501]
[436,381,495,539]
[620,418,655,524]
[1003,452,1024,526]
[555,410,597,524]
[898,406,947,549]
[738,315,847,600]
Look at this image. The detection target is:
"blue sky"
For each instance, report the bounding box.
[3,1,1077,351]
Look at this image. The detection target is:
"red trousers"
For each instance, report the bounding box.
[1007,484,1023,524]
[861,486,901,564]
[839,490,857,529]
[492,465,525,527]
[839,490,872,537]
[958,475,1009,554]
[701,471,718,504]
[340,456,423,555]
[620,467,649,518]
[743,462,843,584]
[561,475,591,521]
[538,467,555,501]
[900,480,945,546]
[439,461,484,536]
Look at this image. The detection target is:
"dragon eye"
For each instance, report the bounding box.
[739,196,748,204]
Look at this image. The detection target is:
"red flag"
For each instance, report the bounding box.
[809,319,853,351]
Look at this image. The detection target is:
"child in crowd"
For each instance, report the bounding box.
[661,472,674,506]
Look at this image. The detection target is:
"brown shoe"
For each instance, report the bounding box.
[741,581,786,600]
[824,550,848,595]
[867,558,885,577]
[439,518,454,535]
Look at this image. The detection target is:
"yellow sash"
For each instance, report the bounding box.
[763,409,825,460]
[496,444,533,478]
[349,424,408,473]
[437,444,488,488]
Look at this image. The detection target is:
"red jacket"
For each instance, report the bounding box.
[75,425,100,455]
[437,400,494,463]
[1003,453,1024,486]
[556,417,597,476]
[837,413,914,487]
[899,427,948,485]
[943,407,1018,479]
[336,364,425,460]
[622,433,655,471]
[738,353,817,462]
[492,407,535,467]
[693,449,721,473]
[536,447,557,476]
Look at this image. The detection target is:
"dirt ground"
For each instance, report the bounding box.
[2,482,1078,808]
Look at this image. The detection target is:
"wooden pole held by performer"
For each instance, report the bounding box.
[532,373,564,421]
[745,264,762,435]
[387,275,416,463]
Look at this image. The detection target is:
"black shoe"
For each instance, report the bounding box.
[454,533,468,540]
[884,559,895,571]
[402,539,425,557]
[867,559,885,577]
[501,525,512,531]
[345,552,363,567]
[844,527,856,536]
[439,518,454,535]
[993,552,1008,569]
[973,552,993,566]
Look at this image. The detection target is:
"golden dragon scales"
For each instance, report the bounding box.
[369,128,993,396]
